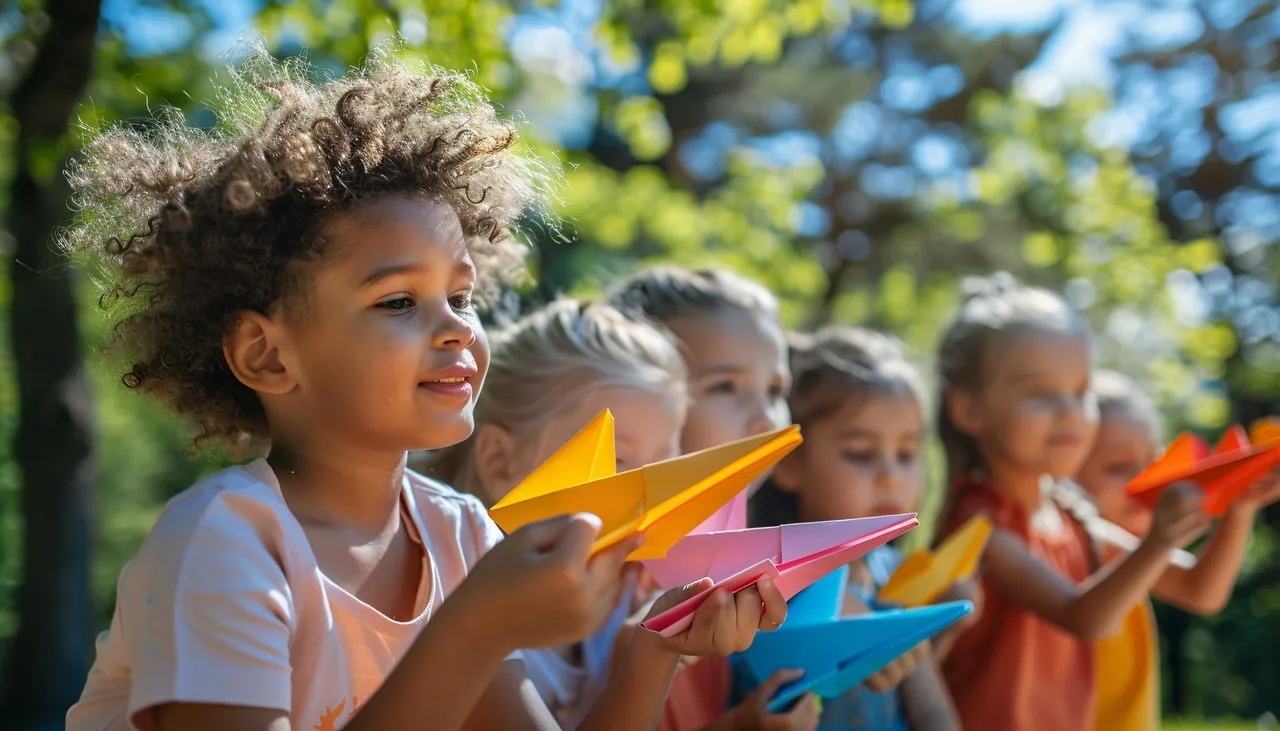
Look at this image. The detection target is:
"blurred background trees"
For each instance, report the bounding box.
[0,0,1276,727]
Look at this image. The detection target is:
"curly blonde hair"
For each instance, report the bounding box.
[62,50,553,447]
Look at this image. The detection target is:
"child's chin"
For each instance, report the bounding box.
[413,413,476,451]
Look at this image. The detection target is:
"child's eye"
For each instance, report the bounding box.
[378,296,415,311]
[897,450,919,466]
[842,450,878,465]
[706,380,736,395]
[449,293,474,312]
[768,383,787,400]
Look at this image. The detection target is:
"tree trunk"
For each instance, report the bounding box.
[3,0,104,728]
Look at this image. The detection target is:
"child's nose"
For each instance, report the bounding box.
[431,314,478,350]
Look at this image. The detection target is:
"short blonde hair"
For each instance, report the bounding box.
[424,298,688,493]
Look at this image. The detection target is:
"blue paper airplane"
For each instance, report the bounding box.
[779,563,848,628]
[738,594,974,712]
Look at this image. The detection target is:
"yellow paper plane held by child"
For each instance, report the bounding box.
[488,409,803,561]
[878,514,993,607]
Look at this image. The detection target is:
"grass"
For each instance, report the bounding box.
[1162,720,1262,730]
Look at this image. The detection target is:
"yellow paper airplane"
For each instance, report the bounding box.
[878,515,992,607]
[488,410,803,560]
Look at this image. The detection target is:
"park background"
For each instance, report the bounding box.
[1,0,1278,728]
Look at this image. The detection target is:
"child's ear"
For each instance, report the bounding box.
[945,387,984,437]
[771,450,804,494]
[223,311,296,396]
[473,423,517,507]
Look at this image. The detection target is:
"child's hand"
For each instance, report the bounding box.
[646,576,790,657]
[457,513,642,652]
[1148,481,1211,550]
[1234,465,1280,512]
[726,669,821,731]
[864,640,930,693]
[931,579,982,659]
[936,579,983,632]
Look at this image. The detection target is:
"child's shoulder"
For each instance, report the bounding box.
[402,468,503,551]
[403,467,489,515]
[144,459,291,547]
[119,460,303,601]
[944,476,1022,532]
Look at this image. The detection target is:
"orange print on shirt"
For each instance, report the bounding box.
[315,696,359,731]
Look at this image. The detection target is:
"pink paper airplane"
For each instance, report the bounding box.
[691,490,748,534]
[640,514,919,637]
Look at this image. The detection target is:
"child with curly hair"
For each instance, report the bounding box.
[62,53,766,731]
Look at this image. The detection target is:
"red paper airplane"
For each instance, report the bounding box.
[1126,421,1280,516]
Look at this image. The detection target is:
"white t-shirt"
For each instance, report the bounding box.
[67,459,510,731]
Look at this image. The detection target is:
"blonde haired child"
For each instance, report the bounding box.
[425,297,791,729]
[63,53,762,731]
[609,266,825,731]
[932,273,1211,731]
[1075,370,1280,731]
[759,326,963,731]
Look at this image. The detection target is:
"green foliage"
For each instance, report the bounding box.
[1,0,1278,722]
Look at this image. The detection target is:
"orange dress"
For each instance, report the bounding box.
[940,477,1098,731]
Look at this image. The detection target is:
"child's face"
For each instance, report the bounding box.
[668,308,792,455]
[961,330,1098,480]
[275,197,489,452]
[777,393,924,522]
[1075,409,1156,535]
[498,385,685,500]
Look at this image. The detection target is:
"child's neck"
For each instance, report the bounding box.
[984,460,1045,515]
[267,436,407,535]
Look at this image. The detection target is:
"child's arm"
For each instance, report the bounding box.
[152,514,638,731]
[981,482,1209,641]
[899,652,960,731]
[1150,468,1280,614]
[929,579,982,663]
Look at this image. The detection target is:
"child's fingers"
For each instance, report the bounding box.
[685,588,732,654]
[783,693,821,730]
[756,577,789,631]
[752,668,805,707]
[537,513,602,559]
[731,585,765,652]
[584,533,644,579]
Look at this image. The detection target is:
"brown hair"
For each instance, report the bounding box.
[606,265,778,326]
[752,326,927,527]
[62,50,551,449]
[1091,369,1164,446]
[935,272,1091,485]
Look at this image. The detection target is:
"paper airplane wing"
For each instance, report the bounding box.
[638,515,917,637]
[1128,426,1280,515]
[596,426,802,559]
[488,410,625,532]
[778,565,848,628]
[692,490,748,534]
[879,514,992,607]
[738,601,974,713]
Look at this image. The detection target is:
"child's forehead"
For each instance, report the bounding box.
[668,307,787,367]
[985,327,1091,378]
[318,197,472,275]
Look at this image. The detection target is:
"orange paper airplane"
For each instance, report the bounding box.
[488,410,803,560]
[1127,421,1280,516]
[879,514,992,607]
